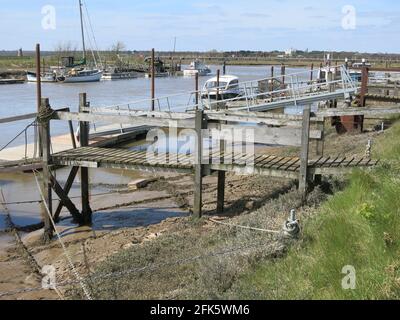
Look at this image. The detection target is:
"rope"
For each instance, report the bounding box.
[209,218,281,234]
[32,169,92,300]
[0,120,36,153]
[36,106,54,124]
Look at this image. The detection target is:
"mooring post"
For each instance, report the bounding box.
[39,97,53,242]
[193,109,206,218]
[223,60,226,75]
[310,63,314,82]
[281,64,286,89]
[360,66,369,107]
[270,65,274,93]
[151,48,155,111]
[79,93,92,225]
[195,72,199,109]
[216,69,220,107]
[299,106,311,201]
[35,44,42,157]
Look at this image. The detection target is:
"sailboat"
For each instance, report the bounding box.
[58,0,102,83]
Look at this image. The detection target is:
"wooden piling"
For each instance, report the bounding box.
[299,106,311,200]
[39,98,53,242]
[36,44,42,157]
[270,66,274,93]
[195,72,199,109]
[216,70,226,213]
[281,64,286,89]
[310,63,314,82]
[151,48,155,111]
[193,109,206,218]
[216,69,220,104]
[79,93,92,225]
[360,67,369,107]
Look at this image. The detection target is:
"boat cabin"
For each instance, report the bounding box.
[202,75,241,99]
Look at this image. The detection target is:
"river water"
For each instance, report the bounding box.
[0,65,308,231]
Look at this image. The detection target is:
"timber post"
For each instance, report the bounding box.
[36,44,43,158]
[299,106,311,201]
[216,69,226,213]
[39,97,53,242]
[316,118,325,156]
[79,93,92,225]
[151,48,155,111]
[193,109,206,218]
[195,72,199,109]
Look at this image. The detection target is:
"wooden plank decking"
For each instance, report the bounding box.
[51,146,379,177]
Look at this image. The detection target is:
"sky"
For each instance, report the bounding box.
[1,0,400,53]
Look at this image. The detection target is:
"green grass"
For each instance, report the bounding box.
[230,123,400,300]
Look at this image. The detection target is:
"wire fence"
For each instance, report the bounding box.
[0,232,284,299]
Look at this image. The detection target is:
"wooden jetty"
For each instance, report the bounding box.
[25,92,398,241]
[0,107,150,173]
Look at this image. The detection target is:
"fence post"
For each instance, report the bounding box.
[299,106,311,201]
[39,97,53,242]
[193,109,206,218]
[79,93,92,225]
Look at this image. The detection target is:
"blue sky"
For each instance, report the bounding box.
[1,0,400,52]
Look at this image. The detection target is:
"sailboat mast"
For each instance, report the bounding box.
[79,0,86,61]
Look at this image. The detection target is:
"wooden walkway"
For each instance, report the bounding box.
[51,146,379,178]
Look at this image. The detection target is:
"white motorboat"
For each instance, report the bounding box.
[26,71,57,83]
[183,60,211,76]
[201,75,241,100]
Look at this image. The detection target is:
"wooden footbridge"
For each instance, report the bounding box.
[2,65,400,241]
[25,90,395,241]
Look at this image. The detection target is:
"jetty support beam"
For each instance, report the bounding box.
[193,110,207,218]
[49,173,82,223]
[299,106,311,200]
[79,93,92,225]
[53,166,80,222]
[39,98,53,242]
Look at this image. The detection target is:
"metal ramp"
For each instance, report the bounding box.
[85,65,358,116]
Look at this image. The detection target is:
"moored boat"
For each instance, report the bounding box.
[201,75,241,100]
[183,60,211,76]
[57,68,102,83]
[26,71,57,83]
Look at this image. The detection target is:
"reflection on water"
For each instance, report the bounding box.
[0,168,144,230]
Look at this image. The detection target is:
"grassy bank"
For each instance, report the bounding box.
[231,122,400,299]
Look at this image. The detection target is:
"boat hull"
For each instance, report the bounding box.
[145,72,169,78]
[26,72,57,83]
[183,69,211,77]
[201,92,241,100]
[102,72,138,80]
[59,71,103,83]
